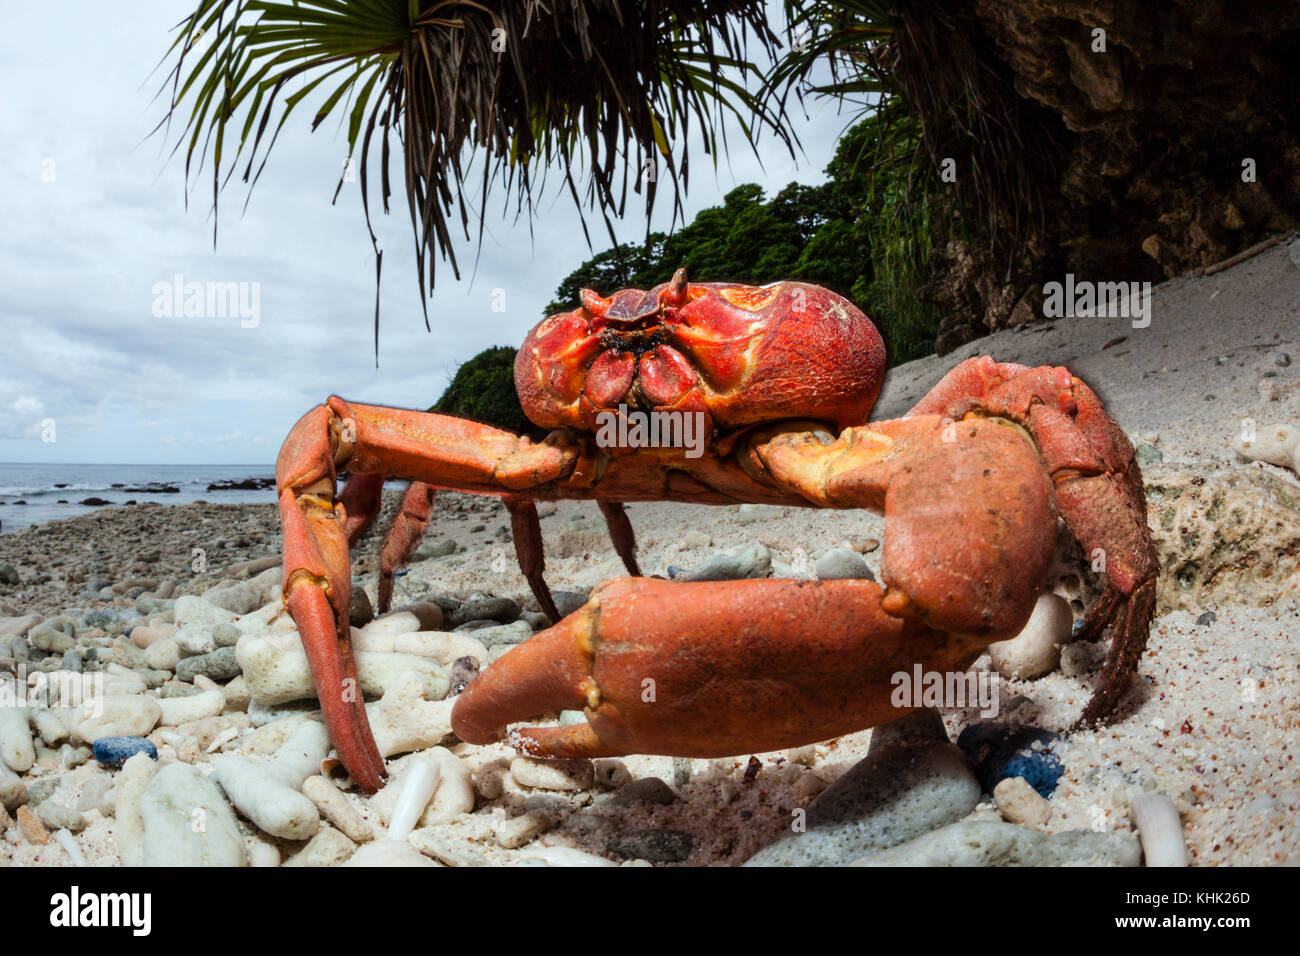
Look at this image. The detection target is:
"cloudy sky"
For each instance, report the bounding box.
[0,2,849,465]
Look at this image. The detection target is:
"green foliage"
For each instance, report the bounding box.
[430,346,532,435]
[545,103,941,365]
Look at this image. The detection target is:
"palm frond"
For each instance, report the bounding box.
[156,0,791,361]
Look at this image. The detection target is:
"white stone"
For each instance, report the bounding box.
[988,593,1072,680]
[373,748,475,830]
[365,672,457,758]
[214,720,328,840]
[70,696,162,745]
[143,638,180,671]
[237,632,448,705]
[302,775,375,843]
[0,696,34,772]
[494,810,555,849]
[848,821,1140,866]
[510,756,595,791]
[344,840,438,867]
[1233,422,1299,468]
[111,752,158,867]
[284,825,356,867]
[993,776,1052,827]
[1130,792,1187,867]
[159,690,225,727]
[173,595,238,631]
[140,763,246,866]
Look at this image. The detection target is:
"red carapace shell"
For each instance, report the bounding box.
[515,278,886,433]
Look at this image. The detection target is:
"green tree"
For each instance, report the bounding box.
[430,346,532,435]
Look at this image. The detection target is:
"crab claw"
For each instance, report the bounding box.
[286,583,387,792]
[451,576,983,759]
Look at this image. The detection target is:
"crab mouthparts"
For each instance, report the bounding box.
[586,342,697,410]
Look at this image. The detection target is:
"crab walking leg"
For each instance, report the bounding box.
[277,398,580,791]
[504,495,562,622]
[597,500,642,577]
[898,357,1160,724]
[337,472,385,544]
[375,481,438,613]
[453,415,1061,758]
[452,577,983,758]
[277,407,387,792]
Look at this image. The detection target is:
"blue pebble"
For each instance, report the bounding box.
[93,736,158,768]
[957,724,1064,798]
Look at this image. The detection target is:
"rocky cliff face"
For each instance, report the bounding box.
[913,0,1300,352]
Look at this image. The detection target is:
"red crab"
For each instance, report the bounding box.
[276,270,1158,792]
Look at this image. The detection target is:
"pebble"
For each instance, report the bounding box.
[682,544,772,582]
[606,777,676,806]
[849,821,1140,866]
[374,749,475,828]
[159,689,225,726]
[215,721,329,840]
[349,588,374,627]
[593,758,633,789]
[414,539,457,560]
[1232,421,1298,467]
[71,696,162,745]
[957,724,1064,797]
[36,800,85,833]
[345,840,439,867]
[1134,444,1164,467]
[204,581,265,615]
[176,646,241,682]
[111,752,158,866]
[0,759,27,810]
[448,596,519,627]
[607,828,693,863]
[681,530,711,549]
[17,805,48,844]
[93,736,158,768]
[988,593,1072,680]
[1058,634,1096,674]
[815,548,875,581]
[0,702,35,772]
[390,602,445,631]
[494,810,556,849]
[284,826,357,867]
[139,763,246,866]
[745,741,980,866]
[143,637,180,671]
[510,756,595,791]
[466,620,533,649]
[173,595,238,632]
[212,623,242,648]
[28,622,75,654]
[993,776,1052,827]
[1130,792,1187,866]
[1196,610,1217,626]
[238,633,448,705]
[551,591,590,618]
[302,775,375,843]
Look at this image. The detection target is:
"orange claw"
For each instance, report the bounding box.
[451,576,985,759]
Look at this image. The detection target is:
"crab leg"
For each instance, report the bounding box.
[504,495,562,622]
[453,415,1062,757]
[597,500,641,577]
[277,399,580,791]
[452,576,981,757]
[902,357,1159,725]
[375,481,438,613]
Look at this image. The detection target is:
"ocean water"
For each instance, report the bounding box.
[0,463,279,534]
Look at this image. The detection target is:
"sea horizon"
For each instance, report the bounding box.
[0,461,280,534]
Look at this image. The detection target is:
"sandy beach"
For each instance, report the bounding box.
[1,239,1297,867]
